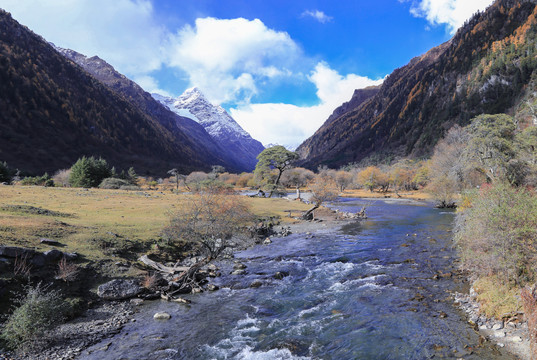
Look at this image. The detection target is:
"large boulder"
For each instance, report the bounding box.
[97,279,142,300]
[43,249,63,263]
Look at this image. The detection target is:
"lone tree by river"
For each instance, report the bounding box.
[160,189,254,293]
[254,145,299,197]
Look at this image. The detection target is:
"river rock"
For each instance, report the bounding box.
[249,280,263,288]
[273,271,290,280]
[233,263,247,270]
[494,331,506,338]
[206,284,219,291]
[30,253,46,267]
[63,252,79,261]
[492,322,504,330]
[231,269,247,275]
[153,312,171,320]
[130,298,144,306]
[509,336,523,343]
[40,238,61,246]
[263,238,272,245]
[97,279,142,300]
[207,264,218,271]
[0,246,33,258]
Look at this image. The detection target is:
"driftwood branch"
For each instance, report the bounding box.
[138,255,189,274]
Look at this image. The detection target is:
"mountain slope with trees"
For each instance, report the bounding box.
[0,10,227,176]
[297,0,537,168]
[55,48,246,173]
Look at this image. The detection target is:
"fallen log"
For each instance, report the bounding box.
[138,255,189,274]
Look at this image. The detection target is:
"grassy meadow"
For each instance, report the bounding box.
[0,185,312,264]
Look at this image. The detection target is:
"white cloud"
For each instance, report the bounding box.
[0,0,167,76]
[0,2,383,147]
[133,75,174,98]
[231,63,384,148]
[301,10,333,24]
[167,17,303,104]
[406,0,494,33]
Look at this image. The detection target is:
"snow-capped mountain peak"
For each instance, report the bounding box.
[153,88,250,139]
[152,88,265,170]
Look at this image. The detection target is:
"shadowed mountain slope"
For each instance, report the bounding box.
[0,9,229,175]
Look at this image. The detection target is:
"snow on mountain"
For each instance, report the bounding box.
[154,88,250,139]
[153,88,265,170]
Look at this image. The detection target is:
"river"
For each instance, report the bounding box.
[80,198,513,360]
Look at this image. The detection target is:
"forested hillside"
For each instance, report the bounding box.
[0,10,225,175]
[298,0,537,168]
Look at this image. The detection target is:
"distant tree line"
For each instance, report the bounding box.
[0,156,139,189]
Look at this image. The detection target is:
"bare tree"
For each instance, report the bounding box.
[161,191,253,292]
[186,171,209,191]
[334,170,353,192]
[302,174,339,220]
[167,168,181,192]
[281,167,315,200]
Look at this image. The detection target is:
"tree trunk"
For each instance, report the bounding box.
[168,257,211,297]
[269,169,284,198]
[302,204,319,220]
[296,186,301,200]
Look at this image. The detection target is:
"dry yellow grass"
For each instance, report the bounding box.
[0,185,311,262]
[474,276,522,319]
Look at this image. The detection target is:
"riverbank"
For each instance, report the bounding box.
[455,285,531,360]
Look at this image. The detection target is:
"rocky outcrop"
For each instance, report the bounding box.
[0,246,78,268]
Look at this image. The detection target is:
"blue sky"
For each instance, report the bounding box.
[0,0,494,147]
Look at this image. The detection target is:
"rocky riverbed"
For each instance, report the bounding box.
[1,199,531,359]
[74,198,521,359]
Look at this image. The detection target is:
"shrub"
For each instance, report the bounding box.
[52,169,71,187]
[55,257,79,283]
[142,273,159,291]
[0,284,69,351]
[20,173,54,187]
[69,156,111,188]
[99,177,132,189]
[454,182,537,284]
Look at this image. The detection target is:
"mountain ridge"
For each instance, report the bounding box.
[55,47,248,173]
[297,0,537,168]
[0,9,225,176]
